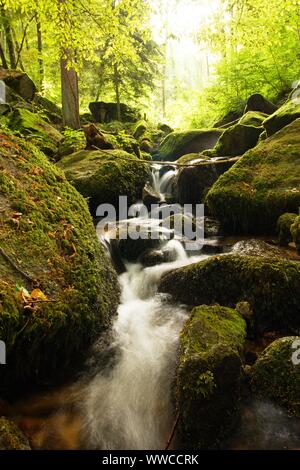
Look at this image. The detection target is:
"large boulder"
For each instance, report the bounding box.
[0,68,36,102]
[159,254,300,334]
[0,417,30,450]
[206,119,300,234]
[176,157,239,204]
[57,149,149,214]
[239,111,268,127]
[244,93,278,115]
[291,215,300,254]
[32,94,62,125]
[154,129,223,162]
[0,133,119,393]
[263,100,300,137]
[208,122,263,158]
[251,337,300,415]
[176,305,246,449]
[8,108,63,158]
[89,101,140,123]
[277,213,298,247]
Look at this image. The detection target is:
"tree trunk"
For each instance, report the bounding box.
[60,54,81,129]
[0,41,8,68]
[36,16,44,90]
[113,62,121,121]
[2,8,17,69]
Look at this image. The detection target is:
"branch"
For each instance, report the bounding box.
[15,14,36,69]
[0,247,35,284]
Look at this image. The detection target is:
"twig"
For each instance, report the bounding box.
[0,247,34,284]
[164,410,181,450]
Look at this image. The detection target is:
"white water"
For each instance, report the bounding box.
[83,240,206,450]
[151,164,177,199]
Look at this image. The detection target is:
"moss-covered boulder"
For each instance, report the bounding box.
[291,215,300,254]
[176,157,239,204]
[277,213,298,246]
[244,93,278,115]
[0,69,36,102]
[209,122,263,158]
[0,133,120,393]
[251,337,300,415]
[8,108,63,158]
[33,94,63,125]
[176,153,209,165]
[206,119,300,234]
[239,111,268,127]
[0,417,30,450]
[57,149,149,214]
[176,305,246,449]
[154,129,223,162]
[133,120,148,139]
[263,100,300,137]
[159,254,300,334]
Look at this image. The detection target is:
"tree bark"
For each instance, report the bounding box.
[2,8,17,69]
[60,54,81,129]
[36,16,44,90]
[113,62,121,121]
[0,41,8,68]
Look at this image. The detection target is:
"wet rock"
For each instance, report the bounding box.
[0,417,30,450]
[206,119,300,234]
[244,93,278,115]
[230,239,282,258]
[118,236,162,263]
[139,247,177,267]
[143,183,161,209]
[159,253,300,334]
[155,129,223,162]
[277,213,297,246]
[176,157,239,204]
[176,305,246,449]
[251,337,300,415]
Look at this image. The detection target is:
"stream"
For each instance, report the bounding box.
[7,163,300,450]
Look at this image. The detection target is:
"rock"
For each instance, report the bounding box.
[140,137,153,153]
[139,247,177,267]
[118,235,161,263]
[176,153,209,165]
[155,129,223,162]
[239,111,268,127]
[142,183,161,208]
[263,100,300,137]
[213,110,242,129]
[204,217,221,237]
[8,108,63,158]
[159,253,300,334]
[57,149,149,215]
[206,118,300,234]
[133,120,148,139]
[0,133,120,393]
[209,122,263,158]
[230,239,283,258]
[83,124,115,150]
[277,213,298,246]
[0,417,30,450]
[251,337,300,415]
[57,129,86,158]
[89,101,140,123]
[176,157,239,204]
[176,305,246,449]
[32,94,62,124]
[244,93,278,115]
[291,215,300,254]
[158,123,173,134]
[0,68,36,102]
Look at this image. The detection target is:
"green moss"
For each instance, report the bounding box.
[211,123,263,158]
[238,111,267,127]
[57,149,149,215]
[177,305,246,449]
[57,128,86,158]
[133,120,148,139]
[155,129,223,162]
[251,337,300,415]
[291,215,300,254]
[263,100,300,137]
[159,253,300,334]
[0,133,120,393]
[0,417,30,450]
[206,118,300,234]
[176,153,209,165]
[8,108,63,158]
[277,212,297,246]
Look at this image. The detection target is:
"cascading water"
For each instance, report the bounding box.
[82,165,206,450]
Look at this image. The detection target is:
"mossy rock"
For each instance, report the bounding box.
[0,417,30,450]
[57,128,86,158]
[291,215,300,254]
[33,94,62,125]
[0,69,36,102]
[57,149,149,215]
[176,305,246,449]
[133,120,148,139]
[206,119,300,234]
[159,253,300,334]
[8,108,63,158]
[277,213,297,246]
[210,122,263,158]
[263,100,300,137]
[155,129,223,162]
[244,93,278,116]
[251,337,300,415]
[0,133,119,393]
[239,111,268,127]
[176,153,209,165]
